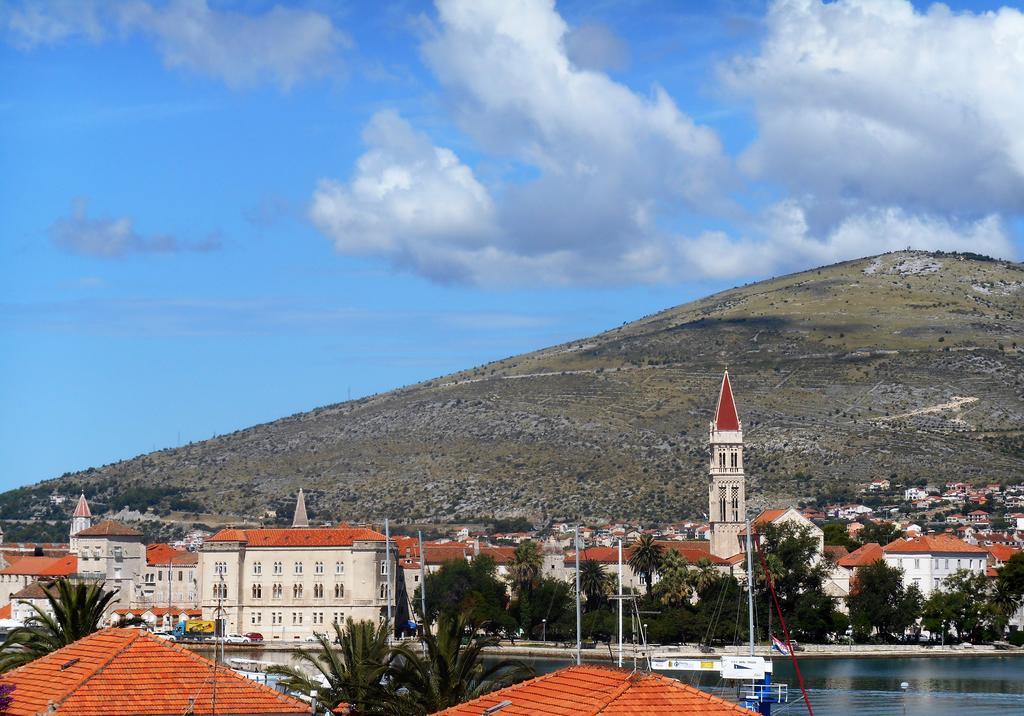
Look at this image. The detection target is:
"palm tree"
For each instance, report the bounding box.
[268,618,392,712]
[386,613,532,714]
[689,557,721,595]
[989,580,1022,636]
[578,560,612,611]
[0,578,119,672]
[507,541,542,596]
[655,550,692,607]
[627,535,663,596]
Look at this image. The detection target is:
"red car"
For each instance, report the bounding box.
[243,632,264,642]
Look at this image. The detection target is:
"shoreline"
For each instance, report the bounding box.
[186,640,1024,661]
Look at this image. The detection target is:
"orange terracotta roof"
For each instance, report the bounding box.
[987,544,1020,563]
[824,545,849,560]
[0,603,10,619]
[75,520,142,538]
[478,546,516,564]
[565,544,727,566]
[423,544,473,564]
[0,555,76,577]
[145,544,198,566]
[838,543,884,568]
[0,628,309,715]
[207,526,385,547]
[883,534,987,554]
[434,665,756,715]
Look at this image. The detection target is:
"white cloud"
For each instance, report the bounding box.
[313,0,735,286]
[563,21,629,71]
[723,0,1024,217]
[0,0,105,48]
[1,0,346,89]
[50,199,220,257]
[310,111,498,283]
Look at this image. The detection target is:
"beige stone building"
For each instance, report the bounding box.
[198,520,392,640]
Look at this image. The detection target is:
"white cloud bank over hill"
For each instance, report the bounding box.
[311,0,1019,286]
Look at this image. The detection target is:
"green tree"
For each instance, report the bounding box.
[856,522,902,547]
[509,577,572,639]
[922,569,993,643]
[268,618,391,713]
[847,560,923,642]
[627,535,663,596]
[654,550,692,607]
[754,522,845,642]
[414,556,514,633]
[507,541,542,596]
[822,522,860,550]
[578,560,613,612]
[689,557,721,596]
[386,613,532,714]
[0,578,119,672]
[996,552,1024,601]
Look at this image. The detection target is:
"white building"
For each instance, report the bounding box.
[883,534,988,597]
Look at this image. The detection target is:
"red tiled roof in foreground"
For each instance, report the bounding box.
[883,534,987,555]
[714,370,741,431]
[207,526,386,547]
[0,628,308,716]
[434,665,756,715]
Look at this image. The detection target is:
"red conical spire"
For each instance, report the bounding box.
[714,370,740,431]
[73,493,92,518]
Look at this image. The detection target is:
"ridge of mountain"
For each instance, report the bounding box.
[7,250,1024,525]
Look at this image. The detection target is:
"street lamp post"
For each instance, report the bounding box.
[542,619,546,643]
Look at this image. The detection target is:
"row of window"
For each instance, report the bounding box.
[251,561,346,576]
[250,583,341,599]
[142,571,190,583]
[900,557,982,570]
[250,611,345,626]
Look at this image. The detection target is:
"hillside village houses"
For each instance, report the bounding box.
[0,371,1021,641]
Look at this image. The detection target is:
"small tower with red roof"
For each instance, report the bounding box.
[709,370,746,559]
[70,492,93,552]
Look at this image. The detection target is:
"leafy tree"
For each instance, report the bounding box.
[0,579,119,672]
[507,541,542,596]
[386,613,532,714]
[754,522,845,642]
[627,535,663,596]
[268,618,391,713]
[414,556,514,633]
[578,560,613,612]
[856,521,902,547]
[688,558,721,596]
[509,577,571,639]
[822,522,860,550]
[922,569,994,643]
[847,560,923,642]
[996,552,1024,601]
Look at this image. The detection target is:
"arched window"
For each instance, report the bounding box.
[335,562,345,575]
[380,583,387,599]
[253,562,262,575]
[294,561,303,575]
[314,561,324,574]
[272,583,282,599]
[251,584,262,599]
[273,562,282,575]
[334,583,344,599]
[293,583,304,598]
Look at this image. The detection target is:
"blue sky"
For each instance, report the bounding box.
[2,0,1022,491]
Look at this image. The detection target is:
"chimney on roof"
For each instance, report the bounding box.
[292,489,309,528]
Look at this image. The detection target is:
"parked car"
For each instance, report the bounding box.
[152,631,176,641]
[224,634,249,644]
[243,632,264,643]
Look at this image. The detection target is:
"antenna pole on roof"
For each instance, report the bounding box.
[575,524,581,666]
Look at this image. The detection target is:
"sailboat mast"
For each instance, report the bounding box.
[385,518,393,642]
[745,516,755,657]
[575,524,581,666]
[418,530,427,622]
[617,539,623,668]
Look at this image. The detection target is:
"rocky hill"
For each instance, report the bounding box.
[7,251,1024,525]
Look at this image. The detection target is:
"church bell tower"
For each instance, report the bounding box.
[709,370,746,559]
